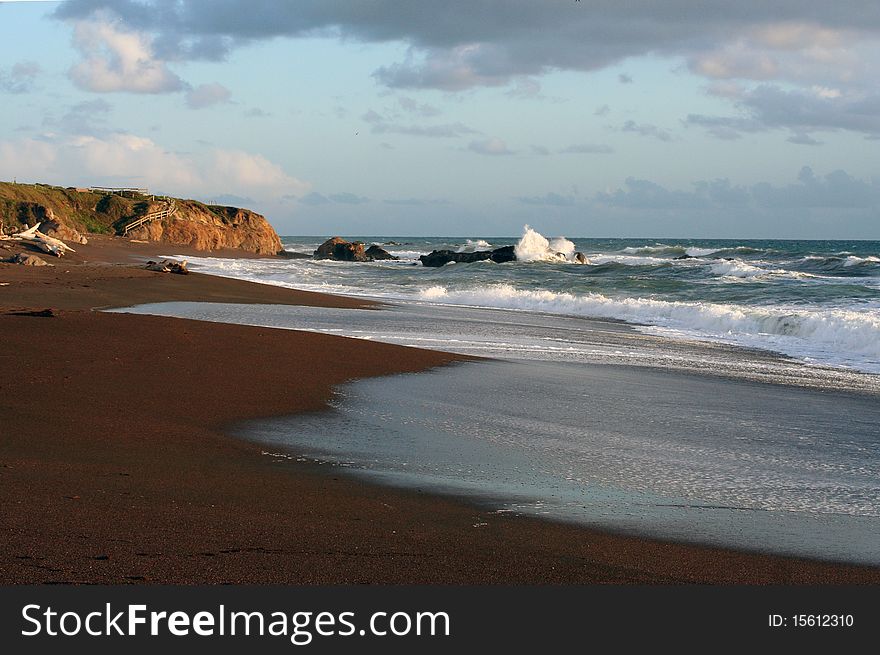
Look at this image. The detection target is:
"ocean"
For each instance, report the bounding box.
[110,228,880,564]
[178,228,880,374]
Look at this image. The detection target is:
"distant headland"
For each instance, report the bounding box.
[0,181,282,255]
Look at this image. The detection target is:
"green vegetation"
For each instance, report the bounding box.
[0,181,267,247]
[0,181,156,235]
[205,204,239,226]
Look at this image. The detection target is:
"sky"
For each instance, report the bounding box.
[0,0,879,238]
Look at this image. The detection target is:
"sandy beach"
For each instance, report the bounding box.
[2,236,879,584]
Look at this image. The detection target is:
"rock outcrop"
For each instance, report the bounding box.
[0,182,283,256]
[364,245,399,260]
[35,209,89,245]
[314,238,400,262]
[314,237,368,261]
[419,245,516,267]
[128,202,282,255]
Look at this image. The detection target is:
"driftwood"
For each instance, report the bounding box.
[11,223,76,257]
[7,252,51,266]
[145,259,189,275]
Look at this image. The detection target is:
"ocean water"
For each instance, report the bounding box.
[120,227,880,564]
[249,359,880,564]
[173,227,880,374]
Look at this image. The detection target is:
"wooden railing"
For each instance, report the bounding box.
[122,199,177,236]
[90,186,150,195]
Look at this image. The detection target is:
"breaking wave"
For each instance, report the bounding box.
[456,239,493,252]
[514,225,583,263]
[620,244,720,257]
[620,244,772,258]
[709,259,819,281]
[798,255,880,276]
[844,255,880,267]
[418,283,880,372]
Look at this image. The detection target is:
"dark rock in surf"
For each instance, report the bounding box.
[276,249,312,259]
[313,237,399,262]
[418,249,485,267]
[314,237,367,262]
[490,245,517,263]
[419,245,516,267]
[364,245,399,260]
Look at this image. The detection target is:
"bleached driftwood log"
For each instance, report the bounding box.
[12,223,76,257]
[145,259,189,274]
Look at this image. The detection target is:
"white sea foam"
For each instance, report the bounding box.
[620,244,674,255]
[456,239,493,252]
[172,248,880,373]
[514,225,583,263]
[587,254,676,266]
[417,284,880,372]
[711,259,821,281]
[383,249,426,261]
[548,236,576,258]
[844,255,880,267]
[685,247,721,257]
[710,260,765,278]
[621,245,746,257]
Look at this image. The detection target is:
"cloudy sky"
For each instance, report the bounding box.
[1,0,879,238]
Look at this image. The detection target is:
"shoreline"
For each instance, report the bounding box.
[2,236,879,583]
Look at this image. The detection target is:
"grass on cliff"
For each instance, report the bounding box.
[0,182,157,235]
[0,181,262,239]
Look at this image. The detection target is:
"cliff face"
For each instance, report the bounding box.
[128,200,282,255]
[0,182,282,256]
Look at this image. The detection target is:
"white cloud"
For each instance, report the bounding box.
[687,84,880,139]
[374,44,512,91]
[0,138,57,179]
[811,85,842,99]
[516,192,576,206]
[594,167,880,210]
[0,60,42,93]
[559,143,614,154]
[49,2,880,142]
[55,2,880,93]
[209,149,309,195]
[621,120,673,141]
[397,96,441,117]
[186,82,232,109]
[68,15,185,93]
[688,21,870,88]
[361,108,477,138]
[505,77,543,99]
[0,133,309,200]
[468,137,514,155]
[69,133,198,188]
[749,21,849,50]
[690,43,780,80]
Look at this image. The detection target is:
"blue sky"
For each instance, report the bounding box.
[1,0,879,238]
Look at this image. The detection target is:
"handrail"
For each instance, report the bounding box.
[89,186,150,195]
[122,199,177,236]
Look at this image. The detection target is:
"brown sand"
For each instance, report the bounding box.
[1,237,879,584]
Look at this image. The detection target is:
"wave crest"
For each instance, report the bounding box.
[514,225,583,263]
[417,283,880,372]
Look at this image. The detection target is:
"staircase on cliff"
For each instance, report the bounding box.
[122,198,177,236]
